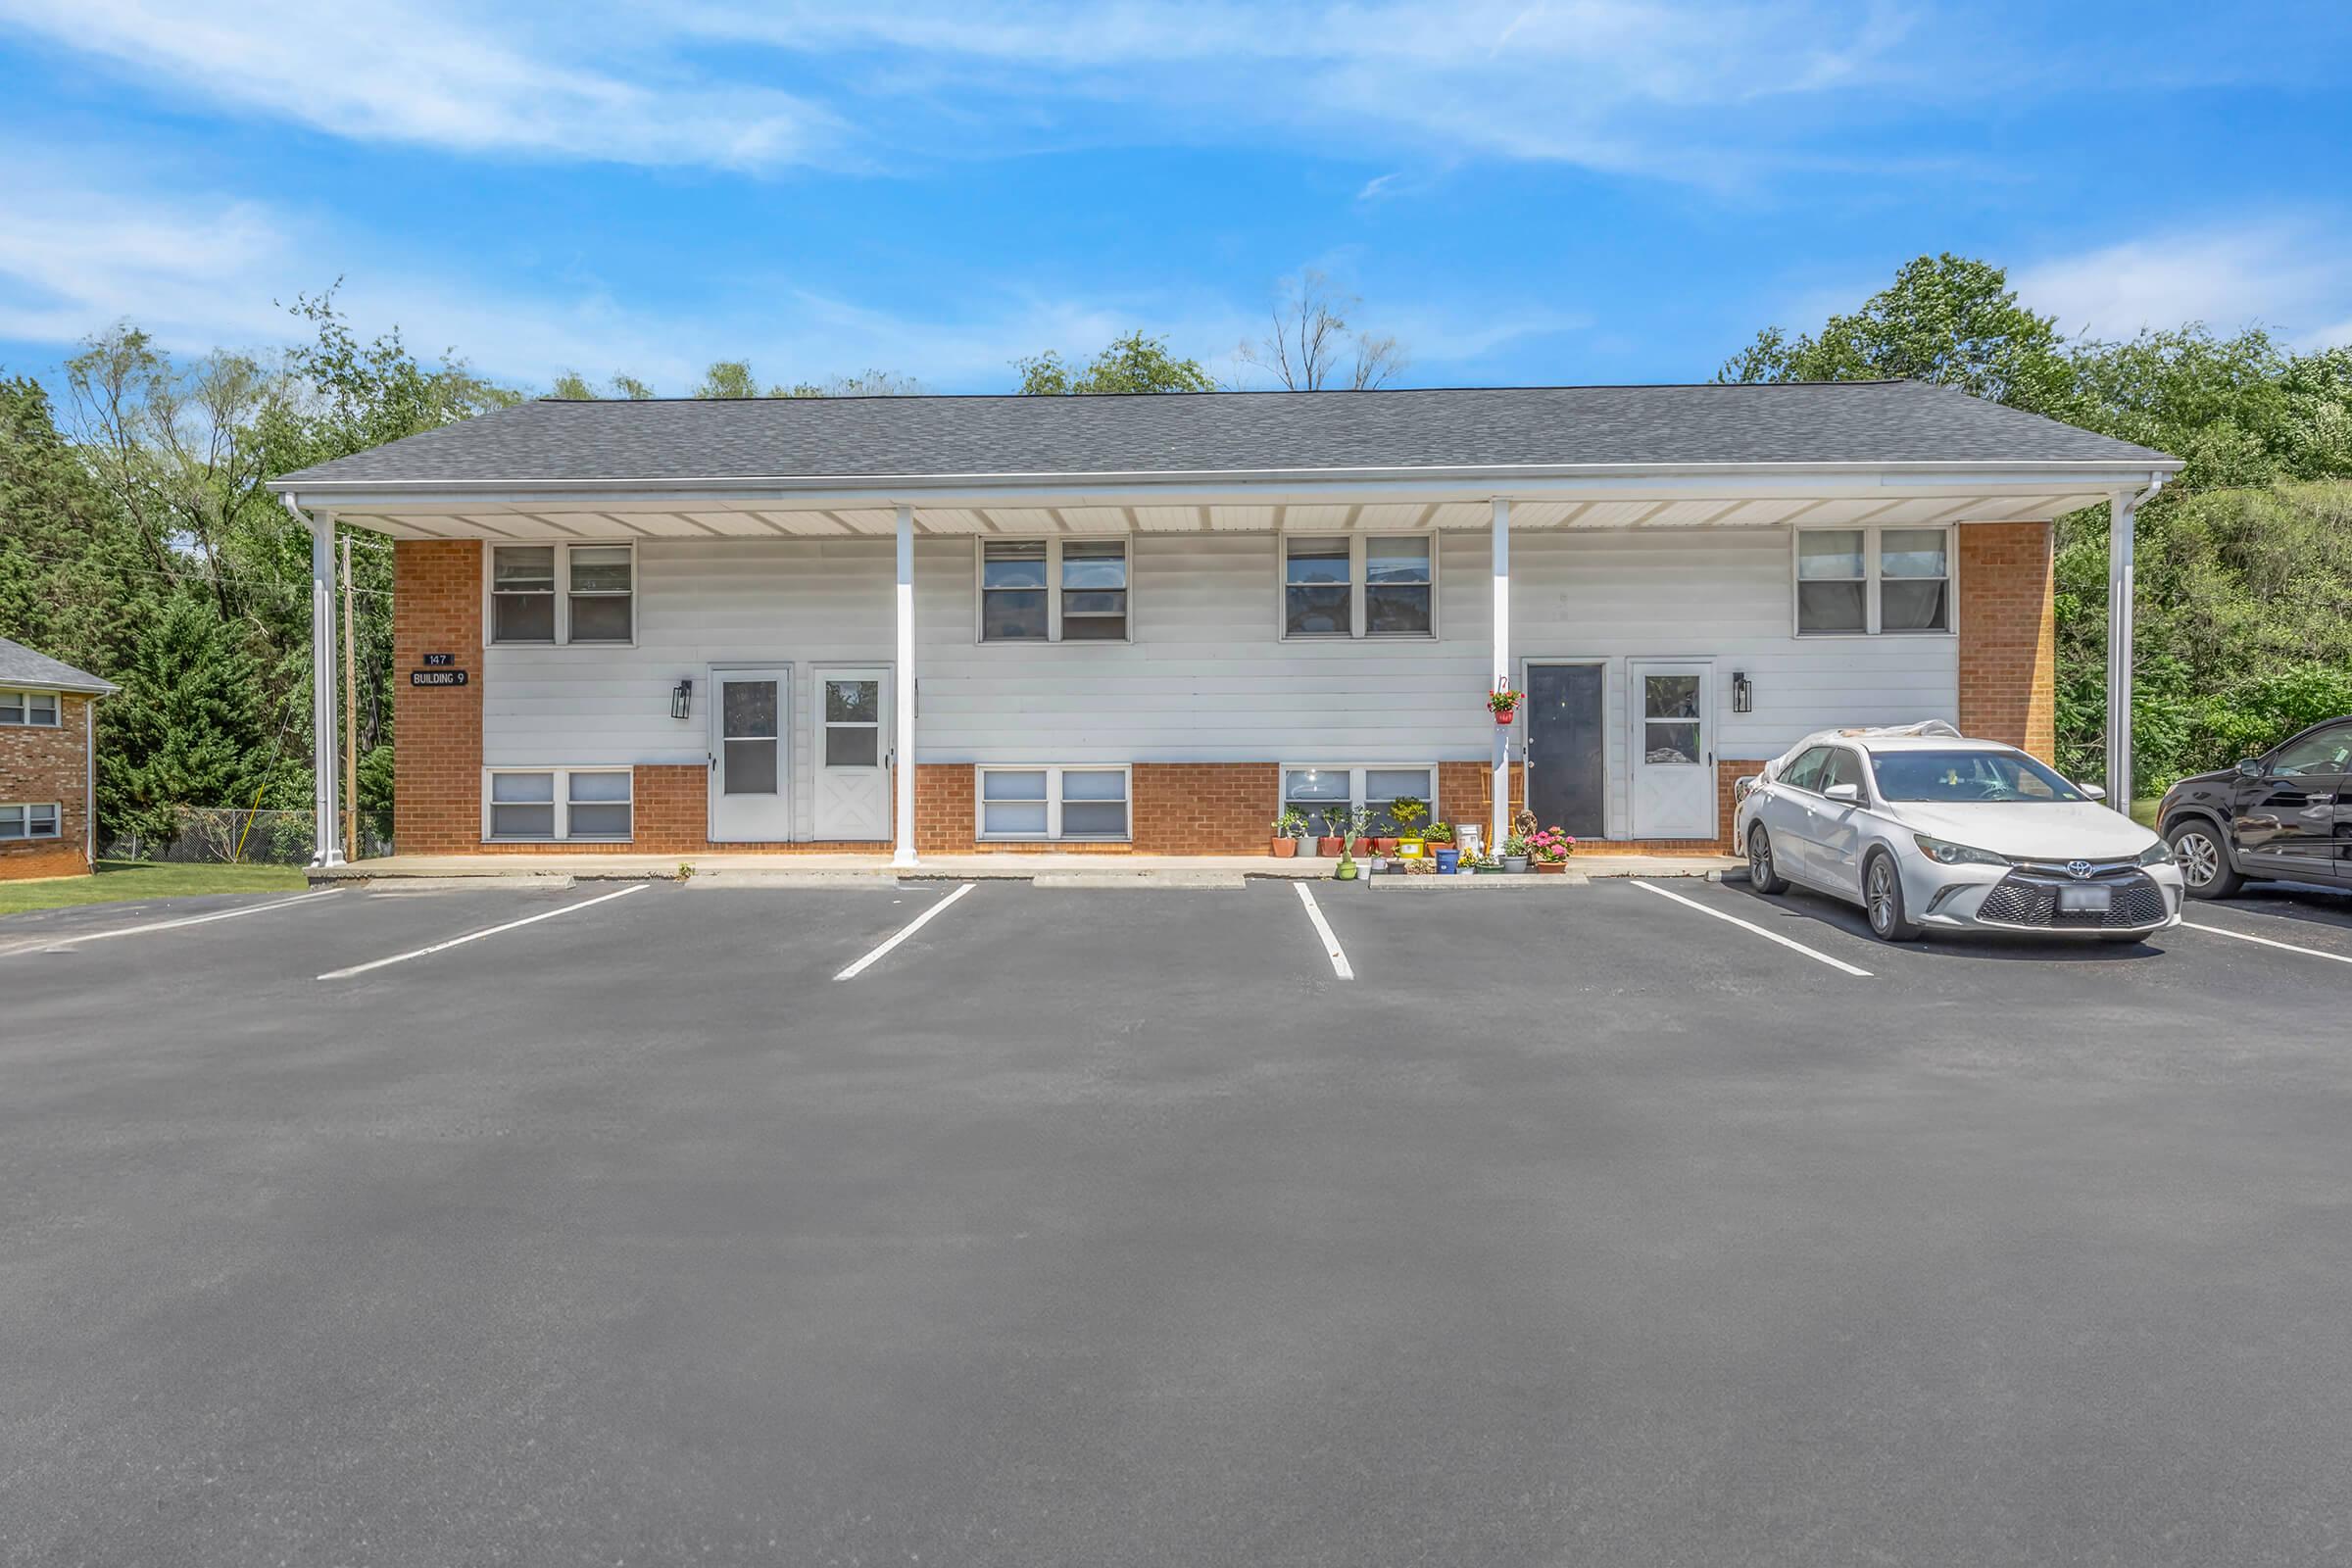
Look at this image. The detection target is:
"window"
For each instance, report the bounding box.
[0,690,61,726]
[1795,526,1951,635]
[1780,746,1833,793]
[979,539,1130,643]
[484,768,633,840]
[1282,535,1437,639]
[1281,764,1439,837]
[823,678,881,766]
[976,766,1131,840]
[0,803,61,840]
[2268,725,2352,777]
[1871,750,2088,804]
[491,543,633,645]
[1818,748,1866,797]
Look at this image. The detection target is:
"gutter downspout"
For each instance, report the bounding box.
[86,694,96,870]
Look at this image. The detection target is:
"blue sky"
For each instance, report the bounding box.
[2,1,2347,395]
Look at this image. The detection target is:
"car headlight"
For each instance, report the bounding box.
[1912,835,2010,867]
[2135,842,2175,866]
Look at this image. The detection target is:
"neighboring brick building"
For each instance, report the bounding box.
[274,382,2177,862]
[0,637,115,881]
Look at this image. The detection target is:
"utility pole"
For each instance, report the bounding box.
[341,530,359,861]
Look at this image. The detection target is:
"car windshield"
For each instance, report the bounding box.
[1870,750,2089,804]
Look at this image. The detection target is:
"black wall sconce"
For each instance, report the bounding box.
[670,678,693,720]
[1732,670,1753,713]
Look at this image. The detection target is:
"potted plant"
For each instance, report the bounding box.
[1430,819,1460,873]
[1270,808,1306,858]
[1388,794,1429,857]
[1500,834,1531,873]
[1487,686,1524,725]
[1528,826,1577,873]
[1335,805,1372,881]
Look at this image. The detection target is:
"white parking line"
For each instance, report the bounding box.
[2,889,340,956]
[833,882,975,981]
[2181,920,2352,967]
[1294,882,1353,979]
[318,885,645,980]
[1632,880,1874,977]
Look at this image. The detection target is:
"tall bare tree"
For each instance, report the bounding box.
[1234,270,1407,391]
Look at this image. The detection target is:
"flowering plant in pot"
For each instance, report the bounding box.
[1500,835,1532,873]
[1487,686,1524,725]
[1528,826,1577,872]
[1269,808,1307,858]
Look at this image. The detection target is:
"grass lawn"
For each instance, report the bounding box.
[2132,799,2162,831]
[0,858,307,917]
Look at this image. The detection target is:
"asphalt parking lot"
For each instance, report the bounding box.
[5,873,2352,1566]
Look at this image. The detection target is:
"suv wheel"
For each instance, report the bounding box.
[1863,851,1923,942]
[2167,820,2242,899]
[1746,823,1788,895]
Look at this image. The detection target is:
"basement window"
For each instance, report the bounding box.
[0,690,61,726]
[976,765,1130,841]
[490,543,634,646]
[0,803,61,840]
[484,768,633,841]
[1281,765,1439,837]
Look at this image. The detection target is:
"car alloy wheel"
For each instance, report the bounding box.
[1747,824,1779,892]
[2175,828,2222,889]
[1866,858,1896,934]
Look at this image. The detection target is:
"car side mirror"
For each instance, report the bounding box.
[2080,782,2107,802]
[1824,782,1862,804]
[2235,758,2264,779]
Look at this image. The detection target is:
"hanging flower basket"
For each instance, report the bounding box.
[1487,687,1524,724]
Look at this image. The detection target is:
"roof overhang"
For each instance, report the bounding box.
[275,460,2180,542]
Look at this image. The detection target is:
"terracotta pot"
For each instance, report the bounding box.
[1373,837,1398,855]
[1315,836,1344,857]
[1493,709,1516,725]
[1534,859,1568,874]
[1269,838,1297,858]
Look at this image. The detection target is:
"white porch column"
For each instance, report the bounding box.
[893,502,918,866]
[2104,489,2137,813]
[1491,496,1511,856]
[296,501,346,866]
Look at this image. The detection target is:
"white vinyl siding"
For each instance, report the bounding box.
[482,766,632,841]
[0,689,62,726]
[481,526,1961,842]
[0,803,61,839]
[977,765,1130,841]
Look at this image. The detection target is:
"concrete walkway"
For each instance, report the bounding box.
[310,852,1740,887]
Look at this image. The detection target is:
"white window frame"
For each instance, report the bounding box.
[1277,533,1439,641]
[1278,763,1443,837]
[480,766,635,842]
[0,802,62,840]
[974,764,1133,842]
[1790,524,1956,638]
[972,537,1133,645]
[0,689,62,727]
[484,542,636,648]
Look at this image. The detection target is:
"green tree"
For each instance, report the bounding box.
[550,370,658,400]
[1016,331,1213,395]
[102,592,274,846]
[695,361,772,399]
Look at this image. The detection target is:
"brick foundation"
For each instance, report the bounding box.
[1959,520,2056,761]
[0,693,95,880]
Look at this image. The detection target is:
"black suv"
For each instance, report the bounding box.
[2158,717,2352,898]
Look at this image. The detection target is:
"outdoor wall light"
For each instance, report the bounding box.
[670,678,693,720]
[1732,671,1753,713]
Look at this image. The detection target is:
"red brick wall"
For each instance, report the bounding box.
[0,693,94,879]
[392,541,484,853]
[1958,520,2057,760]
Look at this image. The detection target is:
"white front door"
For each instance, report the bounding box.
[1630,660,1714,840]
[710,666,793,842]
[812,668,893,841]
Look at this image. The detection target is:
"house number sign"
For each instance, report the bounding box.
[411,653,468,686]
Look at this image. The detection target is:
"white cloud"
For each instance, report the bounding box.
[2014,223,2352,347]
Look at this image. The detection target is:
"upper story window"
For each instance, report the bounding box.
[979,539,1129,643]
[1795,526,1950,636]
[0,689,62,726]
[1283,534,1435,639]
[491,543,634,646]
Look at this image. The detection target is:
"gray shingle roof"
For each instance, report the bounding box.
[0,637,116,695]
[272,379,2176,491]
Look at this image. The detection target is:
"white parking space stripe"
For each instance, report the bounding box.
[2181,920,2352,967]
[1632,880,1874,977]
[3,890,340,956]
[1294,883,1353,980]
[318,885,645,980]
[833,883,975,981]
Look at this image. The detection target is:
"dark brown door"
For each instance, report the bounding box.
[1524,663,1605,837]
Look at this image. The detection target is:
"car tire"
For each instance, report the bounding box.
[2167,819,2242,900]
[1862,850,1923,943]
[1746,823,1788,895]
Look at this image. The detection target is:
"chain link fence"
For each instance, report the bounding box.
[103,808,394,865]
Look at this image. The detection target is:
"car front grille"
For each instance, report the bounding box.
[1977,863,2169,929]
